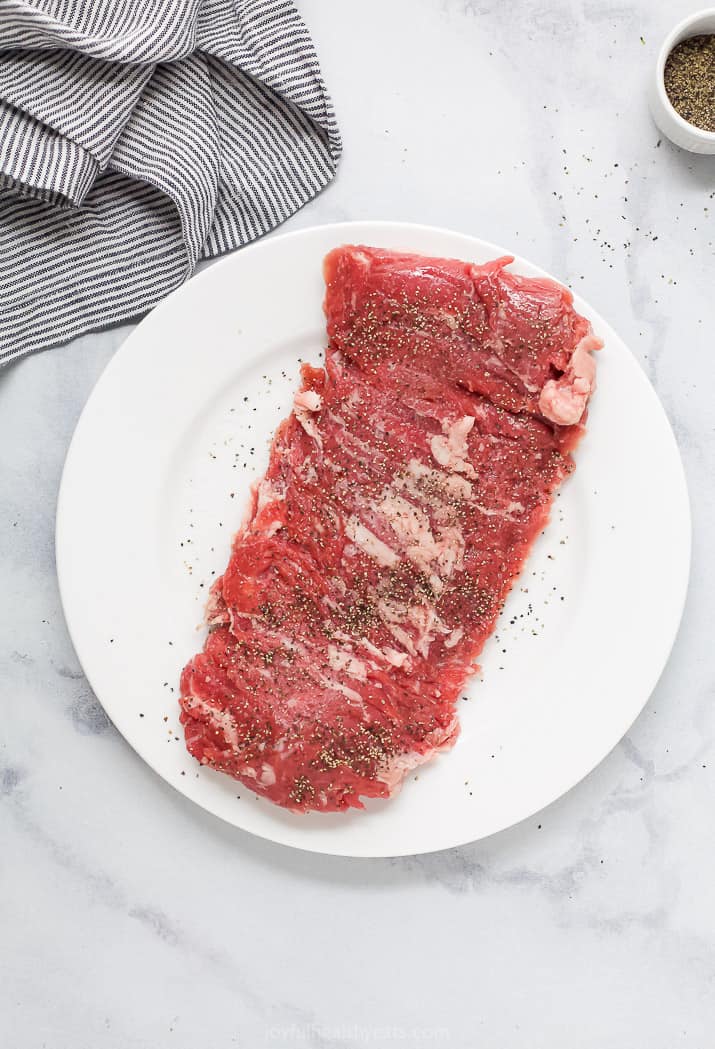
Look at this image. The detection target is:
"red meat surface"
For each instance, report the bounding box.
[179,246,600,812]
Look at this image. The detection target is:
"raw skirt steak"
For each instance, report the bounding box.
[179,246,600,812]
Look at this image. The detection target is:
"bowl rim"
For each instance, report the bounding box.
[655,7,715,141]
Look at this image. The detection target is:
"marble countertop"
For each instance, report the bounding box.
[2,1,714,1046]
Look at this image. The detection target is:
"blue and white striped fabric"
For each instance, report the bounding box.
[0,0,341,363]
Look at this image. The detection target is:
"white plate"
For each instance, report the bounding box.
[56,222,690,857]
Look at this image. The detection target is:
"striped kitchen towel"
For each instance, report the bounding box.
[0,0,341,364]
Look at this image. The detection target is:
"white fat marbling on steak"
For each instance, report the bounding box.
[374,490,465,580]
[294,388,323,445]
[345,517,400,567]
[429,416,477,478]
[539,331,600,426]
[327,644,368,682]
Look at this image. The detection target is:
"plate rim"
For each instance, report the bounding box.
[56,220,692,857]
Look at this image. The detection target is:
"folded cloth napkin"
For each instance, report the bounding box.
[0,0,341,364]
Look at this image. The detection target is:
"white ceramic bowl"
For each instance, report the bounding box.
[649,8,715,153]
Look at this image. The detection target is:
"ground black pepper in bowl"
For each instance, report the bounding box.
[664,34,715,132]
